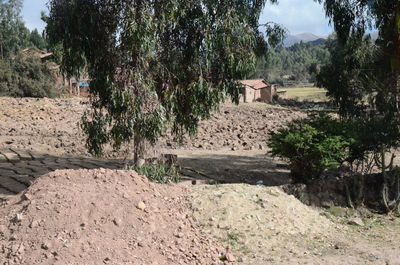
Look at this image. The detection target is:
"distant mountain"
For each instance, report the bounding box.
[309,38,327,46]
[284,33,328,47]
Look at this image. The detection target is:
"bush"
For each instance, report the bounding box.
[268,115,350,183]
[0,55,58,98]
[132,162,181,184]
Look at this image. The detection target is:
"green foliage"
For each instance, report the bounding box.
[254,42,330,85]
[0,0,27,58]
[268,115,350,183]
[133,163,181,184]
[0,0,48,58]
[46,0,281,157]
[315,0,400,213]
[28,29,47,51]
[316,36,376,117]
[0,55,58,97]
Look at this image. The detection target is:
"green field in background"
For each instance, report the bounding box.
[278,87,328,102]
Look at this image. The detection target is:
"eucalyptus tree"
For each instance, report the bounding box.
[316,0,400,212]
[0,0,30,59]
[46,0,284,162]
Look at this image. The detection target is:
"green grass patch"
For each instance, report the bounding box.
[129,162,181,184]
[278,87,328,102]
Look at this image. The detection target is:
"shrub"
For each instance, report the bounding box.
[268,115,350,183]
[132,162,181,184]
[0,55,58,98]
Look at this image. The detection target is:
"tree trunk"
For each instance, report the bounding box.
[380,148,391,213]
[133,134,157,167]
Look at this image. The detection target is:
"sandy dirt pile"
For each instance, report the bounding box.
[191,184,341,264]
[0,169,224,265]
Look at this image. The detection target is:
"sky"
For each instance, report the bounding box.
[22,0,333,36]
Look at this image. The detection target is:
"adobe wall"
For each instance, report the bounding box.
[260,85,276,103]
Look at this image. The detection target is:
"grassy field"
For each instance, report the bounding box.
[278,86,328,102]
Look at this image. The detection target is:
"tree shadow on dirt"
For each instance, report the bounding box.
[0,152,126,196]
[178,152,291,186]
[0,149,291,197]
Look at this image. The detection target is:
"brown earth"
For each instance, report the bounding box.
[0,97,305,157]
[1,96,400,265]
[0,169,225,265]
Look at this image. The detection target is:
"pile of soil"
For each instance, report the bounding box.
[191,184,340,264]
[0,169,224,265]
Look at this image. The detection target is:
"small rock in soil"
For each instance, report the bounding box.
[347,217,364,226]
[226,253,236,262]
[137,201,146,211]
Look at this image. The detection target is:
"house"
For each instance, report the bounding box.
[21,47,54,62]
[22,47,89,96]
[239,79,276,103]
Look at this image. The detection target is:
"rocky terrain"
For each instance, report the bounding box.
[1,96,400,265]
[0,97,306,158]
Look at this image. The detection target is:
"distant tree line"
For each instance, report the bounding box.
[0,0,56,97]
[253,41,330,86]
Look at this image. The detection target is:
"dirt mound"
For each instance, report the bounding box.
[191,184,340,264]
[0,169,223,265]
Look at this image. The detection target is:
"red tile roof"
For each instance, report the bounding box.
[239,79,269,90]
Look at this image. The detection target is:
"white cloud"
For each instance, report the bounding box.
[260,0,333,36]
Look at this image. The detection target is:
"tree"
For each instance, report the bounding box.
[29,29,47,51]
[0,54,58,97]
[316,0,400,213]
[254,41,330,85]
[46,0,283,162]
[0,0,30,59]
[316,35,375,117]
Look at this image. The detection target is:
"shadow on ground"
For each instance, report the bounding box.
[0,148,291,197]
[0,148,125,196]
[177,152,291,186]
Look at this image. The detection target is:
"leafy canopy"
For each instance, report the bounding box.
[46,0,282,156]
[268,115,350,183]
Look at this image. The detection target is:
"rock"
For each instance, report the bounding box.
[137,159,145,168]
[113,218,121,226]
[23,193,32,201]
[137,201,146,211]
[347,217,364,226]
[226,253,236,262]
[0,224,7,234]
[29,220,39,228]
[41,241,52,250]
[15,213,23,222]
[176,232,184,238]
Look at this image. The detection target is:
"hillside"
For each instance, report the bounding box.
[284,32,328,47]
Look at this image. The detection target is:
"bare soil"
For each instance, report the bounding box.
[1,96,400,264]
[0,97,305,157]
[0,169,224,265]
[191,184,400,265]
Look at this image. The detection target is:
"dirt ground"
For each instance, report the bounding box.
[1,96,400,264]
[0,169,224,265]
